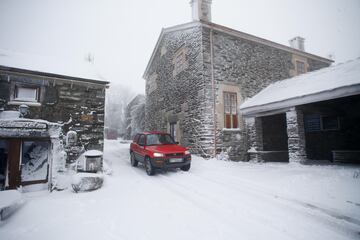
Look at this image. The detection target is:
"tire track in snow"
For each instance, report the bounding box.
[187,170,360,239]
[193,170,360,227]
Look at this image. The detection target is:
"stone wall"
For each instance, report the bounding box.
[0,72,106,163]
[145,23,331,160]
[202,27,331,160]
[145,26,215,156]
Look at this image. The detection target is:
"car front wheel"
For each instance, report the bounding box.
[145,157,155,176]
[130,152,138,167]
[180,163,191,171]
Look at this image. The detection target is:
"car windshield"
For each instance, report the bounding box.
[146,134,175,146]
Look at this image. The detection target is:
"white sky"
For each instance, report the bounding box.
[0,0,359,94]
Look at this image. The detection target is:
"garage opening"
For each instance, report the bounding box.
[260,113,289,162]
[303,95,360,163]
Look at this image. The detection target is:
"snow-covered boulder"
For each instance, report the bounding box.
[0,190,24,221]
[71,173,104,193]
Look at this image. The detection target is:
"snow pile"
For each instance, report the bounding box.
[71,173,104,193]
[0,111,20,119]
[84,150,103,157]
[0,190,24,221]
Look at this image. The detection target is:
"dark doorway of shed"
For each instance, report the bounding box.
[261,113,289,162]
[302,95,360,163]
[0,140,9,190]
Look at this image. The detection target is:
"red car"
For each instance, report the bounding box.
[130,132,191,175]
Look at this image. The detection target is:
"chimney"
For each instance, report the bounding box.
[190,0,212,22]
[289,36,305,51]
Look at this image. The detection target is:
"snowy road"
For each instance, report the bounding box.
[1,140,360,240]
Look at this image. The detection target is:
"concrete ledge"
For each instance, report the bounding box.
[248,151,289,162]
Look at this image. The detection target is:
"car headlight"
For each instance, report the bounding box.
[153,152,165,157]
[184,150,191,155]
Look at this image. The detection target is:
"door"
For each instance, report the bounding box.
[7,139,21,189]
[0,140,10,190]
[21,140,50,185]
[135,135,146,162]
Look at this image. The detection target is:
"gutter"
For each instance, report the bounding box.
[209,28,217,157]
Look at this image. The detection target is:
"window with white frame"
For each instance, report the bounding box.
[14,85,40,102]
[224,92,238,129]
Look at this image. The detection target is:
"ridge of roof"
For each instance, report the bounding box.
[143,20,333,79]
[0,49,109,84]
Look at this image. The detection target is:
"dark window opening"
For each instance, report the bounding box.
[305,114,340,132]
[170,123,177,140]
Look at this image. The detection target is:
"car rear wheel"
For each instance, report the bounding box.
[130,152,138,167]
[180,163,191,171]
[145,157,155,176]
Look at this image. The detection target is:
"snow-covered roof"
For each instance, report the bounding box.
[240,58,360,116]
[0,49,108,84]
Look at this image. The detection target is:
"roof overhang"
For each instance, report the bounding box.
[0,66,109,86]
[240,84,360,117]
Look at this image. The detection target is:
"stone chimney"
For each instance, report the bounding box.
[190,0,212,22]
[289,36,305,51]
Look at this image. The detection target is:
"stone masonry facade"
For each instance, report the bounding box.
[145,22,331,160]
[0,72,107,163]
[145,26,215,157]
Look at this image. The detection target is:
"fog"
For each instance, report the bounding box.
[0,0,359,94]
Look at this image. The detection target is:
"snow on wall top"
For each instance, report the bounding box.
[84,150,103,157]
[240,58,360,115]
[0,49,107,83]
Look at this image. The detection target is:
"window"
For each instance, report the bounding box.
[21,141,50,182]
[224,92,238,129]
[14,85,40,102]
[146,134,175,146]
[138,135,145,146]
[322,116,340,130]
[296,61,306,75]
[304,114,340,132]
[147,73,158,94]
[172,46,188,76]
[170,123,177,140]
[133,134,140,143]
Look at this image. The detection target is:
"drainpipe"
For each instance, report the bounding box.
[209,29,217,157]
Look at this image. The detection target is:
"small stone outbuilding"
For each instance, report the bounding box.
[240,58,360,163]
[0,50,109,191]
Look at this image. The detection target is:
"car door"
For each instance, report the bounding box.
[135,135,146,163]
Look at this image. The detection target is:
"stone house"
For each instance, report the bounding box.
[240,58,360,163]
[124,94,145,140]
[143,0,332,160]
[0,49,109,190]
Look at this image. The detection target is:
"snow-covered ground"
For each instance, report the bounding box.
[0,140,359,240]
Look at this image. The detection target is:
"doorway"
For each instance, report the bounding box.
[0,138,50,190]
[0,140,9,190]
